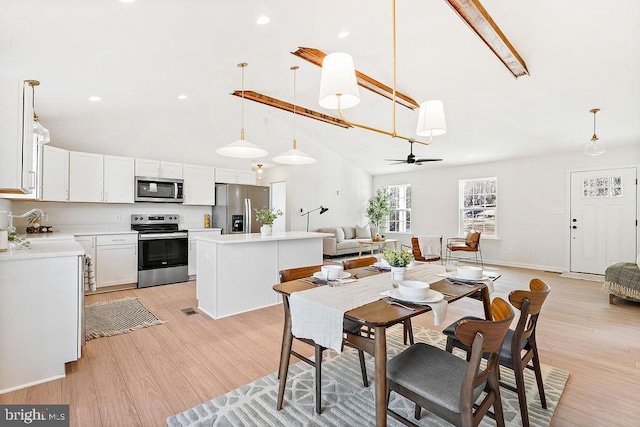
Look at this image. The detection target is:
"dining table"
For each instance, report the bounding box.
[272,263,492,427]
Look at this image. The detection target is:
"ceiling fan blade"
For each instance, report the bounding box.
[385,159,407,162]
[414,158,443,163]
[388,160,408,165]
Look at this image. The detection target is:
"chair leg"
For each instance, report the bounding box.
[445,336,454,353]
[357,349,369,387]
[403,319,414,345]
[490,365,506,427]
[315,345,323,414]
[532,346,547,409]
[513,363,530,427]
[414,404,421,420]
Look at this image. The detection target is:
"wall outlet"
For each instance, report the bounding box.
[41,213,49,222]
[115,213,121,222]
[507,248,513,254]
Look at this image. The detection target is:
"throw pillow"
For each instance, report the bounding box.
[356,224,372,239]
[336,226,345,243]
[342,226,356,239]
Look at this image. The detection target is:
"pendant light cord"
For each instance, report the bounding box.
[291,66,299,149]
[238,63,247,139]
[392,0,397,136]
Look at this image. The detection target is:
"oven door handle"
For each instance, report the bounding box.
[139,232,188,240]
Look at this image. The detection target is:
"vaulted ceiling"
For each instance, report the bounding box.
[2,0,638,175]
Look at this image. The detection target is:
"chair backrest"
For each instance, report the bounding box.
[465,231,481,249]
[411,236,442,261]
[508,278,550,350]
[343,256,377,270]
[279,264,323,283]
[455,297,514,423]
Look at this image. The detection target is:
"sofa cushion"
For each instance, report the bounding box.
[336,226,345,243]
[342,226,356,240]
[337,240,360,250]
[356,224,372,239]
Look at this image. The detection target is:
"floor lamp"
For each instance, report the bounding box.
[301,206,329,231]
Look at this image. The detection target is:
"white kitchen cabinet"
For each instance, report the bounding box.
[103,155,134,203]
[95,234,138,288]
[42,145,69,202]
[75,235,96,260]
[135,158,183,179]
[183,164,215,206]
[69,151,104,202]
[215,167,255,185]
[69,152,134,203]
[0,79,38,196]
[188,229,222,278]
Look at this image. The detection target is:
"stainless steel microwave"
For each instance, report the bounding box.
[135,176,184,203]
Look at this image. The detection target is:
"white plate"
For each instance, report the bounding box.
[440,272,489,282]
[313,271,352,281]
[380,288,444,304]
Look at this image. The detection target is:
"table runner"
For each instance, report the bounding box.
[290,264,448,353]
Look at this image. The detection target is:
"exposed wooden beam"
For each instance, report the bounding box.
[445,0,529,78]
[231,90,352,129]
[291,47,420,110]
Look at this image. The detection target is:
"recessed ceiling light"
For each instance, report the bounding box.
[177,94,188,100]
[338,31,350,38]
[256,16,270,25]
[88,96,102,102]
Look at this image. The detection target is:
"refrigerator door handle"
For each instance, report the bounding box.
[246,198,252,233]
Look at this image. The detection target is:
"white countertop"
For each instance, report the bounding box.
[0,240,84,261]
[21,233,77,242]
[187,228,223,233]
[71,230,138,236]
[194,231,332,244]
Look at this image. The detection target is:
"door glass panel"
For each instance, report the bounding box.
[582,176,623,198]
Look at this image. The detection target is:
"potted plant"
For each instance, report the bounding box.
[254,207,283,236]
[365,189,391,237]
[382,248,414,285]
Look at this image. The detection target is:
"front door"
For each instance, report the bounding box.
[570,167,637,274]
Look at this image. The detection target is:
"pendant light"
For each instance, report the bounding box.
[216,63,268,158]
[25,80,50,145]
[273,66,316,165]
[584,108,605,156]
[256,163,264,180]
[318,0,446,146]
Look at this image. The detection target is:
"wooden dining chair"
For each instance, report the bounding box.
[446,231,483,267]
[443,278,551,427]
[278,265,369,414]
[342,256,378,270]
[386,297,514,427]
[342,256,416,345]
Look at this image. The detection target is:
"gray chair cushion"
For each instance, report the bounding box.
[387,342,483,414]
[343,319,364,334]
[442,316,482,341]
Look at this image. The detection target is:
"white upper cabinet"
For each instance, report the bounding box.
[183,164,215,206]
[42,145,69,202]
[69,151,134,203]
[103,155,134,203]
[69,151,104,202]
[215,168,256,185]
[135,159,183,179]
[0,79,37,195]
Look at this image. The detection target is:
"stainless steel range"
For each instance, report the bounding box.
[131,214,188,288]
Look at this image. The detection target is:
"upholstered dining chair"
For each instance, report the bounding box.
[446,231,483,267]
[278,265,369,414]
[401,235,443,263]
[342,256,416,345]
[386,297,514,427]
[443,278,551,427]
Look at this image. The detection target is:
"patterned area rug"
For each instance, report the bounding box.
[559,271,604,282]
[85,297,165,340]
[167,326,569,426]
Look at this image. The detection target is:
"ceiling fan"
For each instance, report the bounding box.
[386,140,442,165]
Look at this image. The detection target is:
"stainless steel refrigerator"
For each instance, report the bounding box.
[212,184,270,234]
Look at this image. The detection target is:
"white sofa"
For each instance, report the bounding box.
[317,225,375,257]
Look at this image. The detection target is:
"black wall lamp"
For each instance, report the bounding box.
[301,206,329,231]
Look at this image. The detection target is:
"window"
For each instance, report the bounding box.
[582,176,623,198]
[459,177,497,237]
[387,184,411,233]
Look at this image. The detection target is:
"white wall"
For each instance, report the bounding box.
[263,149,372,232]
[374,145,640,272]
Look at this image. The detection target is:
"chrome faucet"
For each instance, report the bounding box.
[7,208,46,248]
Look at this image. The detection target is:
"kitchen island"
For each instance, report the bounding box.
[0,239,84,393]
[194,231,331,319]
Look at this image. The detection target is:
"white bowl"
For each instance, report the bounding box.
[397,281,430,300]
[456,266,483,280]
[321,265,344,280]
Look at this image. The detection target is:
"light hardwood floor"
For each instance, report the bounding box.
[1,266,639,426]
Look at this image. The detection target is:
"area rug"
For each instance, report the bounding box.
[559,271,604,282]
[167,326,569,427]
[85,297,165,340]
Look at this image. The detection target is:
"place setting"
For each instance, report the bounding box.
[379,279,448,325]
[300,264,356,286]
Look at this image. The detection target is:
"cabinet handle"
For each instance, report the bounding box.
[28,171,36,189]
[104,191,108,201]
[159,167,162,177]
